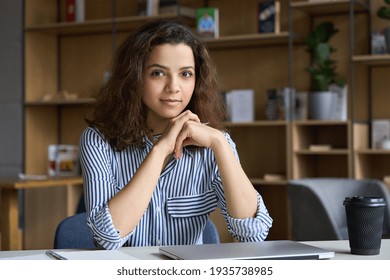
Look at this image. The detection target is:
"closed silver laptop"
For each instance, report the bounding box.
[159,240,335,260]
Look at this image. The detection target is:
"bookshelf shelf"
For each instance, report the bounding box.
[292,120,350,126]
[25,14,192,35]
[295,149,350,155]
[225,120,288,127]
[353,54,390,66]
[356,149,390,155]
[291,0,368,15]
[25,98,95,106]
[204,32,294,49]
[250,178,288,186]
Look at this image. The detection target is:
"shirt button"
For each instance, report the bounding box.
[156,207,160,213]
[156,239,161,246]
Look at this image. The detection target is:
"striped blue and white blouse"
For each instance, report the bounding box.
[79,127,273,250]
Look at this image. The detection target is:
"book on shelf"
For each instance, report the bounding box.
[65,0,75,21]
[277,87,295,120]
[137,0,159,16]
[372,119,390,149]
[294,91,308,120]
[266,87,300,121]
[225,89,254,123]
[371,31,388,55]
[146,0,160,16]
[265,89,279,120]
[65,0,84,22]
[159,0,196,18]
[138,0,196,18]
[265,87,310,121]
[309,144,332,152]
[196,7,219,38]
[257,0,280,34]
[263,173,286,182]
[329,84,347,121]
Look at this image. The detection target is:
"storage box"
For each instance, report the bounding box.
[48,145,80,176]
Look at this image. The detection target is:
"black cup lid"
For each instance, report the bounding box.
[343,196,387,207]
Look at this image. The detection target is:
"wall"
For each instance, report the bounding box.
[0,0,23,177]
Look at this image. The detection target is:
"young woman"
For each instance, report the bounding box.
[79,19,272,250]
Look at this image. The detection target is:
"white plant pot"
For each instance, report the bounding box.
[308,91,338,120]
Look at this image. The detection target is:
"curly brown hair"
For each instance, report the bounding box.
[87,19,226,151]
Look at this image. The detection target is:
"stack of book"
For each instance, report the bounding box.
[139,0,196,18]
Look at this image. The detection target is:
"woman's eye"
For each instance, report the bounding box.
[151,70,164,77]
[181,71,193,78]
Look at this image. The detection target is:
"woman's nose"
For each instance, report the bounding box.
[166,76,179,93]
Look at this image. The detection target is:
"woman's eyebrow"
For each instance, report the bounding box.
[147,63,168,69]
[147,64,195,71]
[180,66,195,70]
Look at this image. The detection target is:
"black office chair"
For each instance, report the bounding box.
[288,178,390,241]
[54,212,220,249]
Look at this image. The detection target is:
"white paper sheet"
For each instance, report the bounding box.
[46,250,140,260]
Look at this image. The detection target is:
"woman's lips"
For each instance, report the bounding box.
[161,99,182,104]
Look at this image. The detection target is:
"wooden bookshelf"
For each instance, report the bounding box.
[21,0,390,247]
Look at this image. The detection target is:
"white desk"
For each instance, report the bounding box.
[303,240,390,260]
[0,240,389,260]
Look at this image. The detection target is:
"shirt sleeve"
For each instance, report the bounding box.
[213,132,273,242]
[79,127,132,250]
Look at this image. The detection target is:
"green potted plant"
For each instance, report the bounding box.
[305,21,345,120]
[377,0,390,53]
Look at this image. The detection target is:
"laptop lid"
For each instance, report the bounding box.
[159,240,335,260]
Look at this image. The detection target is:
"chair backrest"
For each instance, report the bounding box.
[54,212,95,249]
[54,212,220,249]
[203,219,220,244]
[288,178,390,241]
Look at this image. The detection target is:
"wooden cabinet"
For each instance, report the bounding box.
[22,0,390,247]
[292,121,352,178]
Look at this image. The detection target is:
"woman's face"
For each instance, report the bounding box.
[142,43,196,130]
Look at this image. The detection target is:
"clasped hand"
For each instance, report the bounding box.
[155,110,220,159]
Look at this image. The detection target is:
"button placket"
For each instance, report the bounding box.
[154,180,164,246]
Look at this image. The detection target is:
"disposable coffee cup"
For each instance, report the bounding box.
[343,196,386,255]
